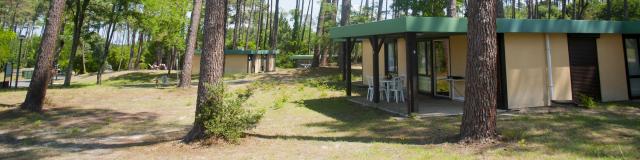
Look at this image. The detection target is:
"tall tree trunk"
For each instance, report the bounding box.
[127,28,136,70]
[292,0,300,40]
[511,0,516,18]
[376,0,383,21]
[306,0,314,52]
[97,4,119,85]
[312,0,326,67]
[299,0,305,38]
[263,0,272,49]
[135,32,144,70]
[561,0,566,19]
[547,0,551,19]
[240,0,248,48]
[268,0,280,71]
[460,0,498,142]
[10,2,19,32]
[81,43,86,74]
[21,0,66,112]
[497,0,504,18]
[256,0,265,49]
[320,0,336,66]
[572,0,576,19]
[232,0,243,49]
[301,0,309,41]
[269,0,279,50]
[364,0,369,18]
[623,0,628,20]
[449,0,458,17]
[341,0,351,26]
[244,0,255,49]
[179,0,203,88]
[183,0,227,143]
[384,0,388,19]
[64,0,90,87]
[167,46,176,75]
[526,0,531,19]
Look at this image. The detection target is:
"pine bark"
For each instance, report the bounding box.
[292,0,300,40]
[449,0,457,17]
[376,0,383,21]
[21,0,66,112]
[340,0,351,26]
[244,0,255,49]
[64,0,90,87]
[135,32,144,70]
[97,4,119,84]
[561,0,566,19]
[184,0,227,143]
[179,0,203,88]
[127,28,137,70]
[512,0,516,18]
[460,0,498,142]
[256,0,265,49]
[267,0,279,72]
[312,0,326,67]
[623,0,628,20]
[496,0,504,18]
[232,0,243,49]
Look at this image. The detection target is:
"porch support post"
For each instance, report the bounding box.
[340,42,346,81]
[369,36,384,103]
[405,32,418,114]
[345,38,354,96]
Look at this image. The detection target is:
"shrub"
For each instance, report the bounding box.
[197,83,264,143]
[138,63,149,70]
[272,95,289,109]
[576,93,597,109]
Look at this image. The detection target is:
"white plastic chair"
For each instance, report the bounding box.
[389,76,405,103]
[366,76,386,102]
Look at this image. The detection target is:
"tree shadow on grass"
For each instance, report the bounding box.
[0,106,188,159]
[494,109,640,159]
[251,97,460,145]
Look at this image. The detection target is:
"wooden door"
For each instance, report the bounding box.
[568,37,601,101]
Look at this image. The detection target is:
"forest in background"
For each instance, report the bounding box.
[0,0,638,75]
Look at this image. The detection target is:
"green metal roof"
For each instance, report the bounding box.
[289,55,314,60]
[195,49,279,55]
[329,16,640,39]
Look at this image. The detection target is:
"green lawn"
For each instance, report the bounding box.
[0,68,638,159]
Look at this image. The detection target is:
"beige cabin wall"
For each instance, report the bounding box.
[449,35,467,97]
[224,55,248,74]
[597,34,629,101]
[504,33,547,108]
[397,38,407,78]
[269,55,276,71]
[192,55,201,74]
[548,34,573,101]
[362,39,387,85]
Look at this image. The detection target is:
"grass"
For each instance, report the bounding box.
[0,67,638,159]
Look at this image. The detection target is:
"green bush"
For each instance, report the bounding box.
[577,93,597,109]
[197,83,264,143]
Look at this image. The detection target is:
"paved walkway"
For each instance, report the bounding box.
[348,96,465,117]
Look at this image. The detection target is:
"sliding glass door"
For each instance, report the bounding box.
[625,36,640,98]
[416,39,450,98]
[417,40,432,94]
[433,40,450,98]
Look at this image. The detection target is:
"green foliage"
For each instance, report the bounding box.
[196,83,264,143]
[272,94,289,110]
[391,0,449,17]
[0,29,16,69]
[597,0,640,20]
[576,93,597,109]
